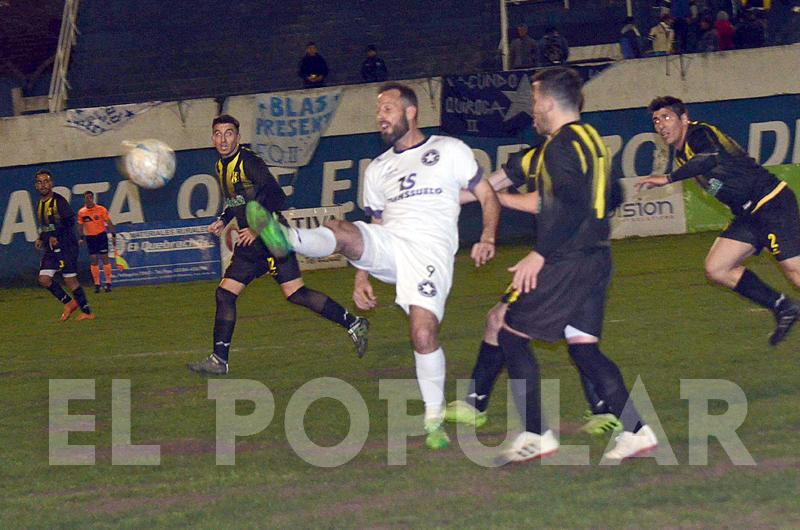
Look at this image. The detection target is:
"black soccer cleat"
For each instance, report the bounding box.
[348,317,370,358]
[104,284,112,293]
[94,285,101,294]
[187,354,229,375]
[769,297,800,346]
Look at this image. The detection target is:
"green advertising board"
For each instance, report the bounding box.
[684,164,800,233]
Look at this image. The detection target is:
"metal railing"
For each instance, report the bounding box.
[48,0,81,112]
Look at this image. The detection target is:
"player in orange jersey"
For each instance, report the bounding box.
[78,191,116,293]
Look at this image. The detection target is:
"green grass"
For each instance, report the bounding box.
[2,232,799,528]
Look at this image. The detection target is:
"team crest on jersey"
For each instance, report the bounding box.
[421,150,440,166]
[417,280,437,297]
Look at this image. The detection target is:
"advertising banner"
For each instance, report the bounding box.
[113,219,220,285]
[610,178,687,239]
[282,206,347,271]
[65,102,161,136]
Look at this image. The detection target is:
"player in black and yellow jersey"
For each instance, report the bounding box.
[448,145,624,437]
[187,115,368,375]
[485,67,656,463]
[638,96,800,346]
[34,170,95,322]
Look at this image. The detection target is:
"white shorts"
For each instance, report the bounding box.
[350,221,454,322]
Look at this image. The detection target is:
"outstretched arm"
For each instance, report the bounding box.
[469,178,500,267]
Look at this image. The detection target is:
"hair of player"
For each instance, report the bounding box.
[212,114,240,132]
[34,169,53,181]
[648,96,688,117]
[531,67,584,112]
[84,191,94,197]
[378,82,418,111]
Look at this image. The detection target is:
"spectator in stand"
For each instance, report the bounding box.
[734,9,766,48]
[620,16,643,58]
[537,26,569,66]
[509,23,538,69]
[696,14,720,51]
[649,13,675,54]
[361,45,388,83]
[715,10,736,50]
[298,42,329,88]
[671,0,691,52]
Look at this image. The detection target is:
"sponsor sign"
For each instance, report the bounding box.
[281,206,347,271]
[113,219,220,285]
[610,178,687,239]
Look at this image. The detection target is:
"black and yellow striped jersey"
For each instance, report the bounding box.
[505,121,612,261]
[36,192,78,249]
[216,146,286,229]
[671,121,784,216]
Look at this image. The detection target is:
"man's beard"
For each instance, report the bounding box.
[380,116,410,146]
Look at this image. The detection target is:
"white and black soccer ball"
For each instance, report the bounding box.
[120,139,176,189]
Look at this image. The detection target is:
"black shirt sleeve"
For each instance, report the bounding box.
[535,139,591,259]
[503,147,536,188]
[670,126,719,182]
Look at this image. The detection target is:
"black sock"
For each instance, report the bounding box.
[568,343,642,432]
[578,371,610,415]
[733,269,782,310]
[498,329,543,435]
[288,287,355,328]
[213,287,237,363]
[46,282,71,304]
[71,287,91,314]
[466,341,504,412]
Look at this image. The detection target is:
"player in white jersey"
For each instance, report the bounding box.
[247,82,500,450]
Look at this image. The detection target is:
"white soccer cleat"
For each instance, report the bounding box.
[602,425,658,462]
[496,430,559,465]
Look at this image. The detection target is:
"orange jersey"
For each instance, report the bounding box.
[78,205,111,236]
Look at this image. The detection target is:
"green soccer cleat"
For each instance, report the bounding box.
[246,201,292,258]
[444,400,488,429]
[580,411,622,435]
[347,317,370,358]
[424,419,450,450]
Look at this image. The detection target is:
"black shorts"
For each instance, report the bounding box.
[504,246,611,342]
[85,233,109,255]
[223,239,302,286]
[721,187,800,262]
[40,247,79,276]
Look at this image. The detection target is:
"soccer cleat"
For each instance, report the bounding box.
[580,411,622,436]
[76,312,96,321]
[187,354,229,376]
[769,298,799,346]
[444,400,488,429]
[104,284,112,293]
[347,317,369,358]
[602,425,658,462]
[246,201,292,258]
[59,300,79,322]
[495,430,559,465]
[424,418,450,450]
[94,285,101,294]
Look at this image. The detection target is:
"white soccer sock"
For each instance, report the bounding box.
[289,226,337,258]
[414,348,446,422]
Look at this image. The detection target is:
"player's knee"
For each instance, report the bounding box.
[568,344,623,395]
[216,286,238,306]
[704,262,729,285]
[410,326,438,353]
[38,275,52,288]
[484,306,505,341]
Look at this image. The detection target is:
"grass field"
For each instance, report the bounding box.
[2,232,799,528]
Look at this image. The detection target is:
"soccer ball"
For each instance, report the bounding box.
[120,139,176,189]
